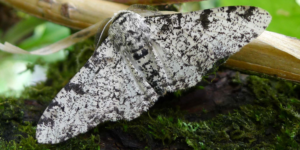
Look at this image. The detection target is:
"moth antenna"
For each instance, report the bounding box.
[96,18,113,48]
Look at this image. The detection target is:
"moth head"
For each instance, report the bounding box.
[109,10,151,52]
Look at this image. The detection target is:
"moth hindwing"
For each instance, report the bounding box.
[36,6,271,144]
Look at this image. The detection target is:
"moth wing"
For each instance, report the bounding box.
[145,6,272,91]
[36,38,158,144]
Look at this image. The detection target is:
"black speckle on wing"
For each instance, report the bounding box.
[161,24,169,31]
[64,83,85,95]
[238,6,256,21]
[199,9,213,30]
[47,101,59,111]
[38,117,55,128]
[226,6,237,22]
[133,49,149,60]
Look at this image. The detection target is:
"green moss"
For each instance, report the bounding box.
[1,39,300,149]
[107,75,300,149]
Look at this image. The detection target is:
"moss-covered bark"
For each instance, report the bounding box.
[1,40,300,149]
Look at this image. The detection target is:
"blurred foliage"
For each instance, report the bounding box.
[0,15,70,62]
[1,17,45,44]
[0,15,70,96]
[18,22,70,50]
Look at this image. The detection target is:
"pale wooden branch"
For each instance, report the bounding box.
[0,0,128,29]
[226,32,300,82]
[0,19,110,55]
[107,0,204,5]
[1,0,300,82]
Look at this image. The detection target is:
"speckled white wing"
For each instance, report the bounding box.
[36,38,158,144]
[145,6,272,91]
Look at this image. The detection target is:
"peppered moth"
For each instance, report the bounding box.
[36,6,272,144]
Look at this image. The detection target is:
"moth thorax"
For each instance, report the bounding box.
[109,10,151,51]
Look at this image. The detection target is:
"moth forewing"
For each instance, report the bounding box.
[36,6,271,144]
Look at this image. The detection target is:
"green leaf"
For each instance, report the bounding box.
[10,22,71,63]
[18,22,70,50]
[2,17,45,44]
